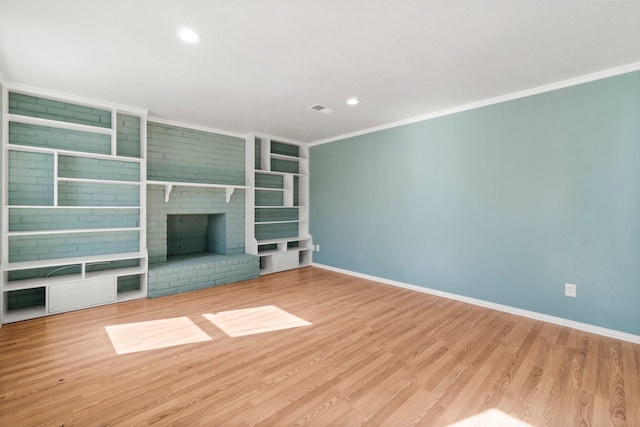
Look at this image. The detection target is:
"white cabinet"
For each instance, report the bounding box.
[245,134,312,275]
[271,251,300,272]
[49,277,115,314]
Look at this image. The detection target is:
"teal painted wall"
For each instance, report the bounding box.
[6,93,142,290]
[146,121,247,265]
[9,92,111,128]
[310,71,640,336]
[147,122,245,185]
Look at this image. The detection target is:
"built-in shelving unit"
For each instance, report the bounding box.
[245,134,311,275]
[1,86,148,323]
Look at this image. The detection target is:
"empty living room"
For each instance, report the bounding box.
[0,1,639,426]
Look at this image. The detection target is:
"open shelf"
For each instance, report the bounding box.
[7,227,141,237]
[147,180,247,203]
[8,205,141,210]
[2,305,48,323]
[57,177,141,186]
[4,251,146,272]
[7,113,113,136]
[246,134,311,275]
[6,143,143,163]
[270,153,303,162]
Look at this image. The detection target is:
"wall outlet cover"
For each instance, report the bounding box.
[565,283,577,297]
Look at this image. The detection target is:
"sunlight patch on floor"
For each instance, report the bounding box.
[106,317,212,354]
[448,409,533,427]
[203,305,311,337]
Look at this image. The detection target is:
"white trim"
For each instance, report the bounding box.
[7,226,141,236]
[7,143,143,163]
[57,177,141,186]
[7,113,113,135]
[253,132,307,147]
[147,116,247,140]
[312,263,640,344]
[309,61,640,147]
[4,82,148,116]
[0,68,6,85]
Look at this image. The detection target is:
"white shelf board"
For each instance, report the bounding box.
[6,143,142,163]
[7,227,141,237]
[255,206,300,209]
[4,251,146,272]
[270,153,304,162]
[2,306,47,323]
[147,180,248,190]
[8,205,141,210]
[255,187,285,192]
[258,246,311,256]
[7,113,113,136]
[58,177,141,186]
[2,266,144,291]
[147,180,248,203]
[255,220,300,225]
[256,236,311,245]
[116,289,147,302]
[255,169,303,177]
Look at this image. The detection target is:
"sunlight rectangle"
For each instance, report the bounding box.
[203,305,311,337]
[106,317,211,355]
[447,409,532,427]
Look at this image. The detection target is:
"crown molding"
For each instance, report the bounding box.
[312,263,640,344]
[309,61,640,147]
[4,81,148,116]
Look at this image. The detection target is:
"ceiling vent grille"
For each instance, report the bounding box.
[308,104,335,114]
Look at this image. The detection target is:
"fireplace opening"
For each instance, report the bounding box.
[167,214,226,257]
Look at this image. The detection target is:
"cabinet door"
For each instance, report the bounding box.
[49,277,116,314]
[271,252,299,272]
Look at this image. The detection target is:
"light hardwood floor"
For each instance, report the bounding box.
[1,267,639,426]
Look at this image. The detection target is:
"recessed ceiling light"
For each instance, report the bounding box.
[346,97,359,106]
[178,27,202,44]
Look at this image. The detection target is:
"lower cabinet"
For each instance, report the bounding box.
[271,252,300,272]
[49,277,116,314]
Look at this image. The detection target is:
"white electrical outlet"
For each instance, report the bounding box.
[316,244,320,252]
[565,283,577,298]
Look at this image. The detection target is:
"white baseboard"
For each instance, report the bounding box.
[312,263,640,344]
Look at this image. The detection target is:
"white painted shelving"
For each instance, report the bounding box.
[1,85,148,323]
[245,134,312,275]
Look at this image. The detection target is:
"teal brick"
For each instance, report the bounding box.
[8,151,54,206]
[255,222,299,240]
[271,158,299,174]
[148,253,258,297]
[255,173,283,189]
[9,92,111,128]
[58,182,140,207]
[117,275,141,292]
[9,122,111,154]
[147,121,245,185]
[7,288,46,310]
[8,230,139,262]
[58,156,140,182]
[8,208,139,231]
[271,141,300,157]
[116,113,141,158]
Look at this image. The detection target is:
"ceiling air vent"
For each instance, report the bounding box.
[308,104,335,114]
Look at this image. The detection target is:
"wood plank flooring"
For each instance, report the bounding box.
[1,267,639,426]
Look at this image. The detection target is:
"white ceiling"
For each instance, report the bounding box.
[1,0,640,143]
